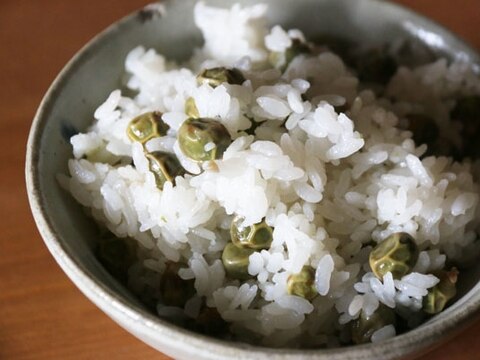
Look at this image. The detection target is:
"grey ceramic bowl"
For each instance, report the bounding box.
[26,0,480,359]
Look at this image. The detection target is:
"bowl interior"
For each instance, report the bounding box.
[28,0,480,358]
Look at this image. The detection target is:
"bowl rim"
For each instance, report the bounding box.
[25,0,480,358]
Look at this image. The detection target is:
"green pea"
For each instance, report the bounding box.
[423,268,458,315]
[85,143,121,164]
[369,233,419,280]
[406,113,439,147]
[269,38,311,71]
[177,118,231,162]
[221,243,254,280]
[351,305,396,344]
[97,235,137,282]
[159,261,195,308]
[230,216,273,250]
[126,111,169,144]
[287,265,317,301]
[197,67,246,88]
[185,97,200,119]
[145,151,185,189]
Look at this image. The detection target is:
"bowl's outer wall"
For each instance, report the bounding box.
[26,0,480,359]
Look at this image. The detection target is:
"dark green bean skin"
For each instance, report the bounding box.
[178,118,231,162]
[197,67,246,88]
[287,266,318,301]
[230,217,273,250]
[369,233,419,280]
[126,111,169,144]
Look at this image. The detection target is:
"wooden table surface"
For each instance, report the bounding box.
[2,0,480,358]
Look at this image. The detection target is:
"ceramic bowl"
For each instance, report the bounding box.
[26,0,480,359]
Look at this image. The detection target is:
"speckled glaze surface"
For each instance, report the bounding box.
[26,0,480,359]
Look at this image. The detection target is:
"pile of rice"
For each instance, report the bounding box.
[60,2,480,347]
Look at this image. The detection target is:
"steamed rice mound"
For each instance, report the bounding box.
[60,2,480,347]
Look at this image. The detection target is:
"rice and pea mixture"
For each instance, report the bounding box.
[61,3,480,347]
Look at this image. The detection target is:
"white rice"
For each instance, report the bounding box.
[62,2,480,348]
